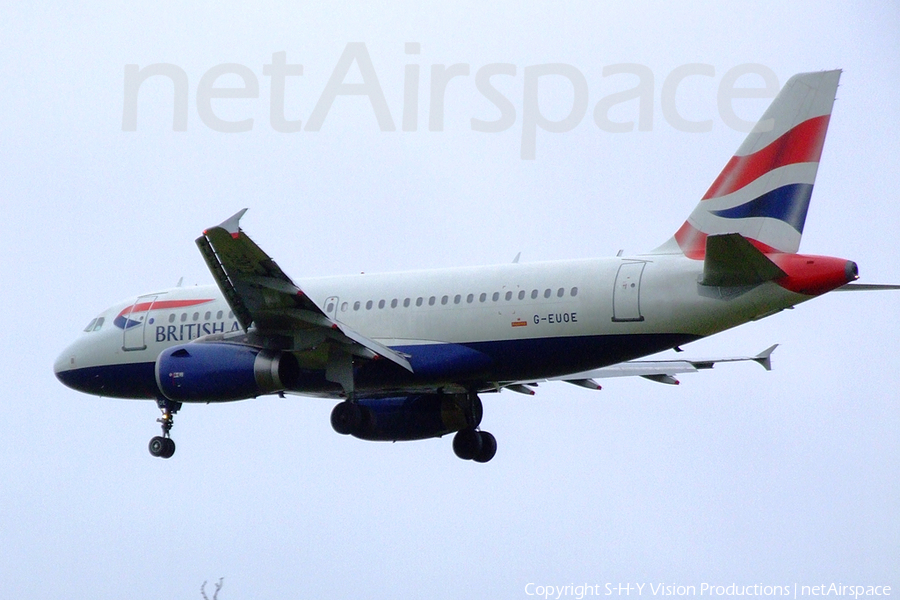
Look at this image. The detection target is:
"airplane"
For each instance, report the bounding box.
[54,69,894,462]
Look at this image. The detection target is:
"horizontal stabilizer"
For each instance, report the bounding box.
[836,283,900,291]
[701,233,786,287]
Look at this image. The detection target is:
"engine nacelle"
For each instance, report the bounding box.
[156,342,299,402]
[349,394,482,442]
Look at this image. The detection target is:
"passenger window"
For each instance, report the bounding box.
[366,300,373,310]
[441,295,448,305]
[467,294,474,303]
[479,293,487,302]
[492,292,499,301]
[557,287,564,297]
[378,299,385,309]
[181,313,187,322]
[404,298,411,308]
[454,294,461,304]
[168,314,176,324]
[505,291,512,301]
[391,299,398,308]
[428,296,436,306]
[341,302,348,312]
[205,311,211,320]
[353,301,361,311]
[531,290,538,299]
[571,287,578,297]
[326,302,335,313]
[416,297,423,307]
[216,310,223,319]
[518,290,525,300]
[544,289,551,298]
[228,311,234,318]
[193,312,199,321]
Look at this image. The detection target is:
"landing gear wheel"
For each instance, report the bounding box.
[149,436,165,457]
[331,401,363,435]
[473,431,497,463]
[161,437,175,458]
[453,428,483,460]
[149,436,175,458]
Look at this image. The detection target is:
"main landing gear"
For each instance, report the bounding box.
[149,398,181,459]
[454,391,496,463]
[328,392,498,463]
[452,428,497,463]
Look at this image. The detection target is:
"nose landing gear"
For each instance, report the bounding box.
[149,398,181,459]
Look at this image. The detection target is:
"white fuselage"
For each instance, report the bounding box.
[54,252,808,400]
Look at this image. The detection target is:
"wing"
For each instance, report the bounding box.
[195,209,412,373]
[498,345,778,394]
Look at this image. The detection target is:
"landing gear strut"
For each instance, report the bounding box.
[149,398,181,459]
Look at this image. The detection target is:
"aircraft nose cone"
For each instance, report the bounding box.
[54,347,80,390]
[54,367,78,391]
[54,337,98,394]
[54,349,69,372]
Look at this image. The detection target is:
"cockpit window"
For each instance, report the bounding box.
[83,317,105,333]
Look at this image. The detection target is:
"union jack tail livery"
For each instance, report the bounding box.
[658,70,841,258]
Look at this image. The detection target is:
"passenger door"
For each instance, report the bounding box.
[122,295,158,351]
[612,262,645,322]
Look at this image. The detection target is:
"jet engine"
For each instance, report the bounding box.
[155,342,299,402]
[331,393,483,442]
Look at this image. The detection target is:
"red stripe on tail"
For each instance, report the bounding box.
[702,115,830,200]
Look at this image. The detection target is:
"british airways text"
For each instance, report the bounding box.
[155,321,240,342]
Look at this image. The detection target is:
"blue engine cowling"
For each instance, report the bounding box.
[352,394,483,442]
[155,342,299,402]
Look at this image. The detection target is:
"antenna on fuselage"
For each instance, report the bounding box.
[176,277,183,287]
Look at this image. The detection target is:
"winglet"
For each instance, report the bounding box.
[215,208,248,238]
[754,344,778,371]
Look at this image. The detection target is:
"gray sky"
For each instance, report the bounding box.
[2,2,898,598]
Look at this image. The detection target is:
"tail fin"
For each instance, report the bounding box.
[654,70,841,258]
